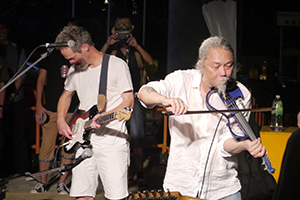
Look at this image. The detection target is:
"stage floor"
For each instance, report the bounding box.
[2,148,167,200]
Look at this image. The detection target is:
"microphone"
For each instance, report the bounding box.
[40,40,75,48]
[63,148,93,171]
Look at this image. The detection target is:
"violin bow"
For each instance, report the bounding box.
[161,107,273,116]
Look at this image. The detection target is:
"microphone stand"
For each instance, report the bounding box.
[0,147,93,200]
[0,48,53,93]
[0,46,54,200]
[0,165,64,200]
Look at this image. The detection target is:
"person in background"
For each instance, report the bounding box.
[56,25,134,200]
[30,18,79,195]
[0,17,29,177]
[101,17,153,188]
[137,36,266,200]
[30,49,79,194]
[0,55,9,178]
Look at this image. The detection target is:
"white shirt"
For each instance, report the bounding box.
[140,69,251,200]
[64,55,133,147]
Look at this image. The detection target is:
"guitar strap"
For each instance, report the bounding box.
[66,54,109,125]
[97,54,110,113]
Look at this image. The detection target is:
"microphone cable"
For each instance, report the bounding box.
[197,115,223,198]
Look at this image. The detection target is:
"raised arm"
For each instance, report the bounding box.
[137,86,187,115]
[128,33,153,66]
[100,34,119,53]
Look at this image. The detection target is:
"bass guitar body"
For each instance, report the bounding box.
[64,105,98,153]
[64,106,132,153]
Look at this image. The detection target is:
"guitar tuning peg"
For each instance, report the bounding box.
[166,189,171,196]
[137,191,143,200]
[145,190,154,200]
[128,192,133,200]
[157,189,163,196]
[165,189,177,200]
[143,190,149,196]
[150,190,158,199]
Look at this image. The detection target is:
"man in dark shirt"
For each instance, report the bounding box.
[30,49,79,194]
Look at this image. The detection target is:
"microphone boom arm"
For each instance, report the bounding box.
[0,48,53,93]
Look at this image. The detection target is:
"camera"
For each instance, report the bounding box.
[116,32,130,40]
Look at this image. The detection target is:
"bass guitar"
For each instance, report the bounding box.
[63,106,132,152]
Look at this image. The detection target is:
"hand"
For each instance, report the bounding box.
[57,120,74,140]
[35,105,49,125]
[244,138,266,158]
[162,98,188,116]
[127,33,138,47]
[90,113,102,129]
[10,93,15,101]
[106,33,119,46]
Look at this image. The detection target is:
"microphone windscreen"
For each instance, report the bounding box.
[68,40,75,48]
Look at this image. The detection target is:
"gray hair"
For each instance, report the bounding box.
[196,36,234,71]
[55,26,94,53]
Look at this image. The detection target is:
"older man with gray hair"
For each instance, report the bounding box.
[138,36,266,200]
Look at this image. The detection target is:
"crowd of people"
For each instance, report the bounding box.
[0,14,300,200]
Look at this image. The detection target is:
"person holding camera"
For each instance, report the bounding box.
[101,17,153,189]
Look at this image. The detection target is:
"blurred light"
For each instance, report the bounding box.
[104,0,108,4]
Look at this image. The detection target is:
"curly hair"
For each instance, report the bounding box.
[55,26,94,53]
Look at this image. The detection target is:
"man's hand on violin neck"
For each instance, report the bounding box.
[244,138,266,158]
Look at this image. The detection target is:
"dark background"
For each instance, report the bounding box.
[0,0,299,126]
[0,0,299,79]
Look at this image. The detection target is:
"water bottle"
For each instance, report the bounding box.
[270,95,283,132]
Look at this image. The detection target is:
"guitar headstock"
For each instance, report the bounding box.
[128,189,203,200]
[128,190,177,200]
[115,107,132,121]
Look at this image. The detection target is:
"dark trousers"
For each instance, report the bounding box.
[0,118,4,176]
[3,99,29,175]
[272,128,300,200]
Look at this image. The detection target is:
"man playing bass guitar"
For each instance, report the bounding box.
[56,26,134,200]
[138,36,267,200]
